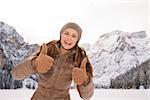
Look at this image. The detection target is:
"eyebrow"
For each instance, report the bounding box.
[64,30,78,36]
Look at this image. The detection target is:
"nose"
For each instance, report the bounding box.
[66,34,72,41]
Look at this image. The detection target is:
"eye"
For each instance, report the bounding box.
[64,32,69,35]
[72,34,78,38]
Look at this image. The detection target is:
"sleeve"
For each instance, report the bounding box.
[77,80,95,99]
[11,56,37,80]
[11,46,41,80]
[77,52,95,99]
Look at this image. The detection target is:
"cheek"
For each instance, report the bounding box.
[60,35,67,44]
[60,38,65,46]
[60,34,65,40]
[73,39,78,46]
[73,38,78,44]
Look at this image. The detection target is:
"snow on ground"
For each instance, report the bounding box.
[0,89,149,100]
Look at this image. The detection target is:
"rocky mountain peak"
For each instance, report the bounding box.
[0,21,39,89]
[88,30,150,88]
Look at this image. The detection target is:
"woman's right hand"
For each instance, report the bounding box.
[35,43,55,73]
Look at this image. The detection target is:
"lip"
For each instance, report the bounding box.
[64,40,72,46]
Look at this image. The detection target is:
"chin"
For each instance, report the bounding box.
[63,44,75,50]
[64,46,72,50]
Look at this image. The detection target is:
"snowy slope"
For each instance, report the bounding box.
[0,89,149,100]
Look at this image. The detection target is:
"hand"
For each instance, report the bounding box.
[35,43,55,73]
[72,58,89,85]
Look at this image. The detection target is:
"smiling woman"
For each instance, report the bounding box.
[11,22,94,100]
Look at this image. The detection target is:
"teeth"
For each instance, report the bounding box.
[65,41,71,45]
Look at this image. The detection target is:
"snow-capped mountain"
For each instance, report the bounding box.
[0,21,39,89]
[88,30,150,88]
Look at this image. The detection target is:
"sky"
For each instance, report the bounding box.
[0,0,149,45]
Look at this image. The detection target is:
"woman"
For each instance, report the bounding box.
[11,22,94,100]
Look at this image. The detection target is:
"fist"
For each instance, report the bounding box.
[35,43,55,73]
[72,58,88,85]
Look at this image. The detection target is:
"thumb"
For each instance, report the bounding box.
[39,43,47,55]
[80,57,87,70]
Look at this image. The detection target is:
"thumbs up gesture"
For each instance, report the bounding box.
[35,43,55,73]
[72,58,89,85]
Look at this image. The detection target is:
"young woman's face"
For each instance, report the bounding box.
[60,28,79,50]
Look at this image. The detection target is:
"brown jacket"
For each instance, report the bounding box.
[11,40,94,100]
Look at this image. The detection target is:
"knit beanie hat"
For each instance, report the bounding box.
[60,22,82,41]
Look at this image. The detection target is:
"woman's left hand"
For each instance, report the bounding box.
[72,58,89,85]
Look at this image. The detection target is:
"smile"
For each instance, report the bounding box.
[64,40,72,46]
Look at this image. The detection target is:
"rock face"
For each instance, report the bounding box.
[0,49,6,69]
[0,22,39,89]
[87,30,150,88]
